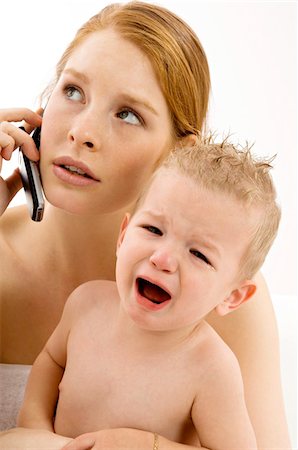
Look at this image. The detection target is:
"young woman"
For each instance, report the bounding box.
[0,2,291,449]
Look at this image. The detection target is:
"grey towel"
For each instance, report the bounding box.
[0,364,31,431]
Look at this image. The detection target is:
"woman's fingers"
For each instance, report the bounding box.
[62,434,95,450]
[0,107,42,129]
[23,107,44,133]
[0,107,43,215]
[0,129,15,162]
[0,122,40,161]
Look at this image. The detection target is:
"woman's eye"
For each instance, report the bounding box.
[143,225,163,236]
[117,109,142,125]
[64,86,83,102]
[190,249,211,265]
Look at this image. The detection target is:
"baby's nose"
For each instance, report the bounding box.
[149,248,178,273]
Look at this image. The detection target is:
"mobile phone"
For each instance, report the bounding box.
[18,126,45,222]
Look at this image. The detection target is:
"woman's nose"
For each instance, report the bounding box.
[149,248,178,273]
[67,113,102,152]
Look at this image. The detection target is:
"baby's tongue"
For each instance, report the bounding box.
[142,280,170,304]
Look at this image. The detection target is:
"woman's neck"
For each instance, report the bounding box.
[33,202,132,282]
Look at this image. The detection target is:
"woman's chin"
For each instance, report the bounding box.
[42,183,138,217]
[44,191,95,216]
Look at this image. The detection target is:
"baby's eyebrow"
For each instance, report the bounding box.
[139,210,164,220]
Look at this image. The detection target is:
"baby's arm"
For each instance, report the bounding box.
[17,346,64,430]
[17,290,77,430]
[191,345,257,450]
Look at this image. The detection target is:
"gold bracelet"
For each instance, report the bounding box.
[153,433,159,450]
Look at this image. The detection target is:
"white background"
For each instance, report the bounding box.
[1,1,297,444]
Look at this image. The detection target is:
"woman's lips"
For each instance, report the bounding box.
[52,156,100,186]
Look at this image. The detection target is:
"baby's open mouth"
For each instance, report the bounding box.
[137,278,171,304]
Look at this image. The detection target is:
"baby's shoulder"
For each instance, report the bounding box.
[191,321,241,376]
[65,279,118,317]
[72,279,118,297]
[190,322,245,412]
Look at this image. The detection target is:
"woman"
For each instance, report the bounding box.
[0,2,291,448]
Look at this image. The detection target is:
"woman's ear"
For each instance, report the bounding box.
[116,213,130,254]
[215,281,257,316]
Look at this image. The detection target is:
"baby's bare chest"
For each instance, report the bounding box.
[55,325,201,443]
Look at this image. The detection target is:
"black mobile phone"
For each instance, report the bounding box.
[18,127,45,222]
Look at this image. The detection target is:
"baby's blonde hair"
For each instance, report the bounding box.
[143,137,281,279]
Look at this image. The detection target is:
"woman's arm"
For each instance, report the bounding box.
[0,427,73,448]
[206,271,292,449]
[61,428,206,450]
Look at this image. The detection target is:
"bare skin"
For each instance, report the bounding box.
[0,428,72,448]
[17,171,261,449]
[18,281,256,448]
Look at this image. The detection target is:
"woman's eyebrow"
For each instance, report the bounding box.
[63,68,89,84]
[121,93,158,116]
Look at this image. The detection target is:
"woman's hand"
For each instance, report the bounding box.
[0,427,73,449]
[0,108,42,215]
[61,428,154,450]
[61,429,201,450]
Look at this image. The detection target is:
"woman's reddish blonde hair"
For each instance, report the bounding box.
[50,1,210,138]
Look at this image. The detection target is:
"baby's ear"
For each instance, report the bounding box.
[215,281,257,316]
[179,133,198,147]
[116,213,130,253]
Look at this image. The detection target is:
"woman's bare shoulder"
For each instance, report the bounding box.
[0,205,28,235]
[0,206,29,282]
